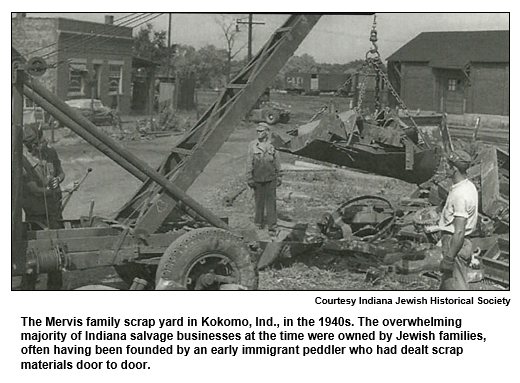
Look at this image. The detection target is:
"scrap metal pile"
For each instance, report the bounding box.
[265,26,509,288]
[263,124,509,290]
[272,106,446,185]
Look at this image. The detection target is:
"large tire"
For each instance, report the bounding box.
[265,110,280,125]
[155,228,258,290]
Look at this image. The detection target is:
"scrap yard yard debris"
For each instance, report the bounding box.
[11,13,509,291]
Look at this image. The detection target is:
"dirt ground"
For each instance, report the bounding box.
[16,92,437,290]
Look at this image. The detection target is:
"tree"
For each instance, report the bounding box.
[215,14,246,82]
[170,44,228,89]
[194,45,228,88]
[133,23,167,63]
[283,54,318,74]
[170,44,197,74]
[320,59,366,74]
[270,54,318,89]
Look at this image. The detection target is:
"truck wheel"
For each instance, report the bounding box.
[155,228,258,290]
[265,110,280,125]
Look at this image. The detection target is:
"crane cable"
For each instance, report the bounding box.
[308,15,379,123]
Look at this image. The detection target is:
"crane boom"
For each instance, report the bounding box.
[116,15,322,235]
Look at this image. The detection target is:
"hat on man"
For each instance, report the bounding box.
[22,125,43,146]
[447,149,472,172]
[256,122,270,131]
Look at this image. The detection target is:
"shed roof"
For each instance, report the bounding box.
[387,30,509,68]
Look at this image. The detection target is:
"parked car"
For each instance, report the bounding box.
[55,98,115,127]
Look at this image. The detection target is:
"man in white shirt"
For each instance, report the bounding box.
[437,149,478,290]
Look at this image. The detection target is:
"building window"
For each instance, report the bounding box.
[108,64,123,95]
[68,61,87,96]
[448,78,458,91]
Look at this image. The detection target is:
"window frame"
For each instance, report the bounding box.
[448,78,458,91]
[67,60,88,97]
[108,61,124,96]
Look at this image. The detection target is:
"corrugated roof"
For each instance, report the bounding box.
[387,31,509,66]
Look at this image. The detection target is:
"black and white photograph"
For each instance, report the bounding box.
[8,11,515,382]
[11,12,510,291]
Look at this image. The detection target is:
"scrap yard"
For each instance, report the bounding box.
[11,14,509,290]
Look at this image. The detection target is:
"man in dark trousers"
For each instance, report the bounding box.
[246,123,281,232]
[437,149,479,290]
[21,125,65,290]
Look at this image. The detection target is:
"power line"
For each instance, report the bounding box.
[24,13,141,58]
[131,13,163,30]
[69,13,164,62]
[40,13,156,60]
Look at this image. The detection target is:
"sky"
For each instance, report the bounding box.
[23,13,510,64]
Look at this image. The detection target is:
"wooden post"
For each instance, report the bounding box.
[174,71,181,110]
[149,66,155,131]
[167,13,172,80]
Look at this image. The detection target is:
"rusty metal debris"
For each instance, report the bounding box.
[261,137,510,289]
[272,106,448,184]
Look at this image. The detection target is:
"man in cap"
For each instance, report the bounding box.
[21,125,65,290]
[437,149,479,290]
[246,122,281,232]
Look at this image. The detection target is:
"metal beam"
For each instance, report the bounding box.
[13,47,228,230]
[11,62,25,274]
[125,15,322,234]
[23,87,147,181]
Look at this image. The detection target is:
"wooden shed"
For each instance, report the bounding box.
[387,31,509,116]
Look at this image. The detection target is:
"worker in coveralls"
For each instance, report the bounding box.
[21,125,65,290]
[437,149,479,290]
[246,123,281,232]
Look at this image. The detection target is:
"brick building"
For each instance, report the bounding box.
[386,30,509,116]
[12,14,134,114]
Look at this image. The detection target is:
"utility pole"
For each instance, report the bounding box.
[167,13,172,80]
[247,14,253,62]
[236,14,265,62]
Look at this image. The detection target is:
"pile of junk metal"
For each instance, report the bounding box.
[261,39,509,289]
[262,122,509,290]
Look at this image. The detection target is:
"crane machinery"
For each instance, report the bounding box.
[12,15,324,290]
[14,13,443,290]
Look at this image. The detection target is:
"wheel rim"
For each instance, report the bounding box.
[337,195,396,242]
[183,252,240,290]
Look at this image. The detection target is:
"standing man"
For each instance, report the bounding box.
[437,149,479,290]
[21,125,65,290]
[246,122,281,232]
